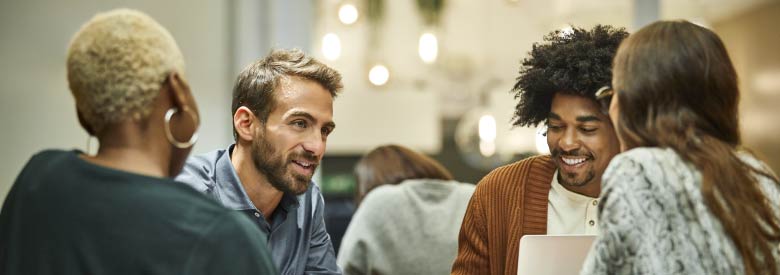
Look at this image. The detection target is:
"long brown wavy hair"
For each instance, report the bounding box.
[611,20,780,274]
[353,145,454,206]
[613,21,780,274]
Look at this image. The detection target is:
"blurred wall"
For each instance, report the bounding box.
[315,0,632,158]
[713,1,780,174]
[0,0,234,205]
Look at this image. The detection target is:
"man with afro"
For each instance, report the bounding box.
[451,25,628,275]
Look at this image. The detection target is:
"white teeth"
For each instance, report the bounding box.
[294,160,312,168]
[562,157,586,165]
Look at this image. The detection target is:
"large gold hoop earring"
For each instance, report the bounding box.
[164,107,199,149]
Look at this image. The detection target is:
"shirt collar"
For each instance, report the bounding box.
[215,144,300,211]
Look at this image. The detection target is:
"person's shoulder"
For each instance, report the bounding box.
[612,147,676,163]
[30,148,71,159]
[603,147,686,192]
[451,180,477,193]
[607,147,684,175]
[175,147,230,189]
[476,154,555,190]
[179,148,228,176]
[25,149,74,166]
[360,183,405,206]
[140,177,227,212]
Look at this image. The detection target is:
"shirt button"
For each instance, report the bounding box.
[589,220,595,226]
[254,212,261,218]
[592,200,598,206]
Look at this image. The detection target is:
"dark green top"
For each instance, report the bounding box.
[0,150,278,275]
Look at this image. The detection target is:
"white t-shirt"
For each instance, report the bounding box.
[546,170,600,235]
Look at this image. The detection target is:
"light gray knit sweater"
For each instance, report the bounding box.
[337,179,475,275]
[581,147,780,275]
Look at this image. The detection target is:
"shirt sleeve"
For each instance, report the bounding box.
[183,211,278,275]
[580,155,648,275]
[304,190,342,275]
[451,185,490,275]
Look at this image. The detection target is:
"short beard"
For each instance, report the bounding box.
[250,132,311,196]
[551,148,595,187]
[557,170,595,187]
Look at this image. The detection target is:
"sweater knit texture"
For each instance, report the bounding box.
[451,155,556,275]
[338,179,475,275]
[580,147,780,275]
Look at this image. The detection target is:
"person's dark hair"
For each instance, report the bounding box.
[231,48,343,140]
[511,25,628,127]
[613,20,780,275]
[353,145,454,206]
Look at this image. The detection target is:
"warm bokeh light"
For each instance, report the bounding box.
[418,32,438,63]
[368,64,389,86]
[338,4,359,25]
[321,33,341,60]
[478,114,497,142]
[479,140,496,157]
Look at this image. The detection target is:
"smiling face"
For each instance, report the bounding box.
[251,76,335,195]
[547,93,620,191]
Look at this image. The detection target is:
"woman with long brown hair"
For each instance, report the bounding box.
[338,145,475,275]
[581,20,780,275]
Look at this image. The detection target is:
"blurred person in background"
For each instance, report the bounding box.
[0,9,276,274]
[176,48,343,275]
[581,20,780,275]
[451,25,628,275]
[338,144,475,275]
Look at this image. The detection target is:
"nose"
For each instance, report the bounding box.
[558,128,581,153]
[301,132,326,158]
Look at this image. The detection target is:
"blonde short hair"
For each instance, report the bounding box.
[67,9,185,134]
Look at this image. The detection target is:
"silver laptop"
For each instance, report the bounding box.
[517,235,596,275]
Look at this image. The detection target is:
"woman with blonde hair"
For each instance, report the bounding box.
[0,9,275,274]
[582,20,780,275]
[338,144,475,275]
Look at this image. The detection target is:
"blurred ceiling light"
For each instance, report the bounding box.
[418,32,438,64]
[478,114,497,142]
[338,4,359,25]
[321,33,341,60]
[559,25,574,38]
[478,114,497,157]
[368,64,389,86]
[479,140,497,157]
[535,125,550,155]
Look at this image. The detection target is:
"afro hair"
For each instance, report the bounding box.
[511,25,628,127]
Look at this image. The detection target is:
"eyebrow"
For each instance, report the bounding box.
[287,111,336,129]
[576,115,602,123]
[548,112,603,123]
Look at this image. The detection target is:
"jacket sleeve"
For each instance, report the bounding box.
[451,184,490,275]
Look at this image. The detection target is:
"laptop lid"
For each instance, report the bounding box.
[517,235,595,275]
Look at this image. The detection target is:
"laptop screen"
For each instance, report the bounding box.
[516,235,595,275]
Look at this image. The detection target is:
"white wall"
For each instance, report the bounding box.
[0,0,234,204]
